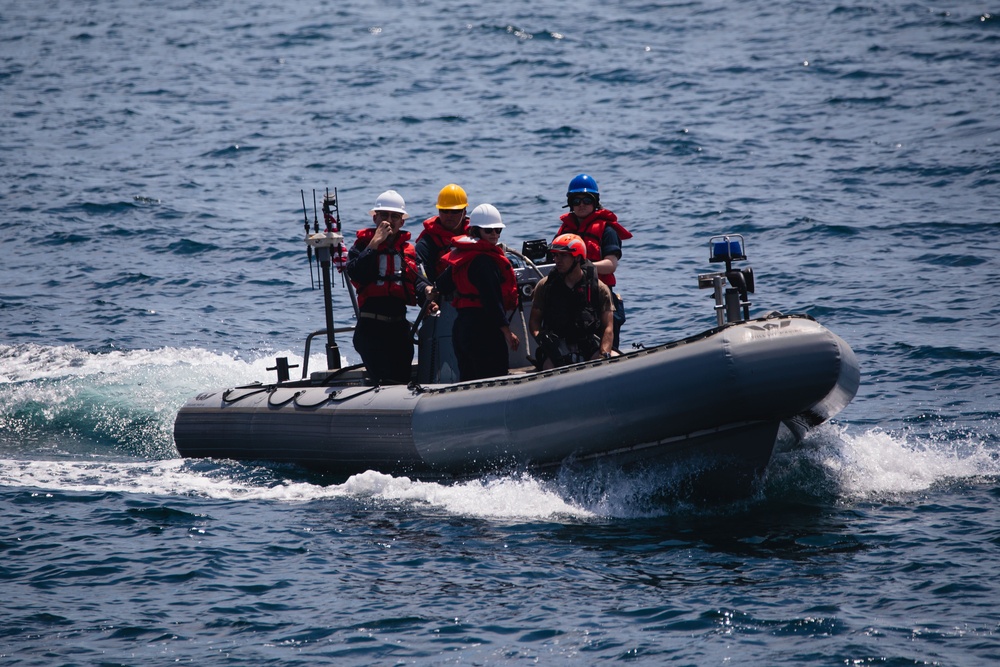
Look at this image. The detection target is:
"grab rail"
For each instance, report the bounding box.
[301,326,355,378]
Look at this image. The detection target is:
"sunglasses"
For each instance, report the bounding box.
[481,228,502,235]
[568,196,596,207]
[375,211,404,222]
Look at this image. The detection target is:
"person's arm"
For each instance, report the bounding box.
[412,261,438,312]
[529,304,543,340]
[414,235,436,280]
[592,255,618,276]
[346,239,379,284]
[598,309,614,356]
[368,220,393,250]
[528,277,546,339]
[501,324,519,351]
[593,226,622,276]
[413,238,442,309]
[598,283,615,356]
[434,265,455,297]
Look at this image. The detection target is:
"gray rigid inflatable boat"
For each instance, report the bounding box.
[173,226,860,495]
[174,314,858,490]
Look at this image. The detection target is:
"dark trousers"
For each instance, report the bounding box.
[353,317,413,385]
[453,308,508,381]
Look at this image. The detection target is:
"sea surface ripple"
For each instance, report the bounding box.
[1,0,999,664]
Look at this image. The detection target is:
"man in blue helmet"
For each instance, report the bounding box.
[554,174,632,350]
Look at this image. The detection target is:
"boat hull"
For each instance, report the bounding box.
[174,314,859,492]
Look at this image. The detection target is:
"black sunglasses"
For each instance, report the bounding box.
[568,195,596,207]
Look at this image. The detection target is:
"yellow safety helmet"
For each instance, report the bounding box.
[436,183,468,210]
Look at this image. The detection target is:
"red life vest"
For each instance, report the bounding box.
[351,228,419,307]
[556,209,632,287]
[443,236,518,311]
[416,215,469,275]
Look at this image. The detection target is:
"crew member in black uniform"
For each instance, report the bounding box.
[415,183,470,281]
[529,233,614,369]
[434,203,519,381]
[346,189,434,385]
[554,173,632,349]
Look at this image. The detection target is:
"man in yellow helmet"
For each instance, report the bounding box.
[415,183,470,281]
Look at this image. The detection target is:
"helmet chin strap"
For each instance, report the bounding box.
[556,257,582,277]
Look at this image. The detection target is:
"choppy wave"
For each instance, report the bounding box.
[0,343,312,459]
[0,459,592,518]
[767,423,1000,502]
[4,1,1000,662]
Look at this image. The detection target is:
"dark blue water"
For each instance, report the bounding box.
[3,1,1000,664]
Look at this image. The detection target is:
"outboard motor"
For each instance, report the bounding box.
[697,234,755,326]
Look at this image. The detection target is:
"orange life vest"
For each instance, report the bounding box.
[416,215,469,276]
[556,209,632,287]
[351,228,419,307]
[443,236,518,311]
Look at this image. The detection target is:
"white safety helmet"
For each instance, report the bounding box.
[469,203,504,229]
[369,189,408,219]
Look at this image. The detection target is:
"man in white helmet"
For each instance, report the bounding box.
[434,204,520,381]
[346,190,433,385]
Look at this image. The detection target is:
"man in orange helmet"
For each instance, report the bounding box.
[528,233,614,369]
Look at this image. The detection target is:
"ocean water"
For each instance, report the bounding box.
[2,0,1000,664]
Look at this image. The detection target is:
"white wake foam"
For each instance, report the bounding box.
[0,458,595,520]
[0,343,333,457]
[771,422,1000,500]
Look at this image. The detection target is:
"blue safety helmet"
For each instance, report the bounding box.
[567,173,599,196]
[566,173,600,208]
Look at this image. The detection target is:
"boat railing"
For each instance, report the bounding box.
[301,326,355,378]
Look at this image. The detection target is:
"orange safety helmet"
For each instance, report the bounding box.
[549,233,586,260]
